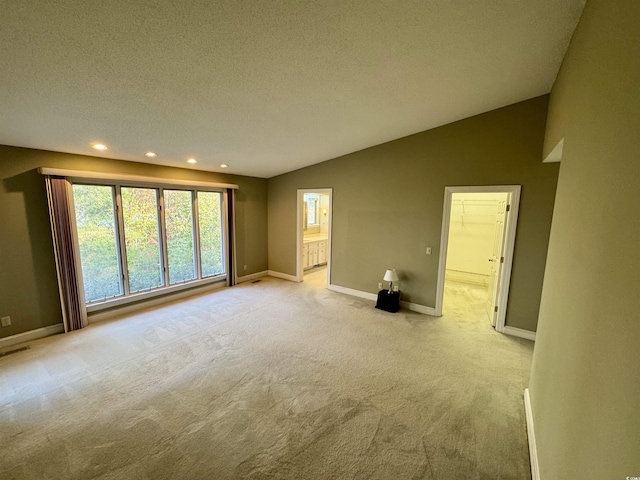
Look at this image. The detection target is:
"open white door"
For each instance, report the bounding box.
[485,198,508,326]
[435,185,520,333]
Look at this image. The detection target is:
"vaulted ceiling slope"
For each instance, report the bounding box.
[1,1,585,178]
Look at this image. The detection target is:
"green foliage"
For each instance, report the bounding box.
[122,187,163,292]
[198,191,224,277]
[165,190,196,284]
[73,185,122,302]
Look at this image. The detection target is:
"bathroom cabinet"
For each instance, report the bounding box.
[302,236,327,269]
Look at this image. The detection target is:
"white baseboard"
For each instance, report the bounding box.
[524,388,540,480]
[0,323,65,349]
[327,284,437,315]
[328,284,377,301]
[267,270,299,282]
[503,326,536,342]
[236,271,268,284]
[400,300,436,316]
[89,281,226,323]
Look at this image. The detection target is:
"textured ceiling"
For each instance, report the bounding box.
[1,1,585,178]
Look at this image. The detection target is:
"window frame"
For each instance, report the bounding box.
[67,177,230,313]
[304,193,320,228]
[196,190,226,279]
[71,183,125,303]
[119,185,166,294]
[162,188,199,286]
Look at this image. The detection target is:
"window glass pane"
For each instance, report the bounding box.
[72,184,123,303]
[165,190,196,284]
[198,191,225,277]
[121,187,164,292]
[304,194,319,226]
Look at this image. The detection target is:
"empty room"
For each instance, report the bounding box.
[1,1,638,479]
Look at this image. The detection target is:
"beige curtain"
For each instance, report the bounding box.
[45,176,87,332]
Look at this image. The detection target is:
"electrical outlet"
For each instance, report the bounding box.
[426,247,432,255]
[1,316,11,327]
[243,265,248,271]
[393,286,399,292]
[378,282,383,290]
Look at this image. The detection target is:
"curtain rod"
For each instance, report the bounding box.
[38,167,239,190]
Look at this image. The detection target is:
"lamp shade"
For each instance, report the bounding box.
[383,269,399,282]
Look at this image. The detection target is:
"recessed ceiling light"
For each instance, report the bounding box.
[220,164,228,169]
[145,152,157,158]
[92,143,107,151]
[187,158,197,164]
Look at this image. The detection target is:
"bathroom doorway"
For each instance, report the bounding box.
[296,189,332,287]
[435,186,521,333]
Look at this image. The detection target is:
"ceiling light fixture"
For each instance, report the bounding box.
[187,158,197,164]
[220,164,228,169]
[92,143,107,151]
[145,152,157,157]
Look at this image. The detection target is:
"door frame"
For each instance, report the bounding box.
[296,188,333,286]
[435,185,521,333]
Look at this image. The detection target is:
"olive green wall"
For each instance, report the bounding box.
[529,1,640,478]
[542,6,584,160]
[0,145,268,339]
[268,96,559,332]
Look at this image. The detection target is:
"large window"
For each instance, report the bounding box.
[72,183,226,306]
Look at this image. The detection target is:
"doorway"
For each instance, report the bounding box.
[435,186,521,333]
[296,189,333,287]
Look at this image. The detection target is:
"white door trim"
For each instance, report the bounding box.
[296,189,333,287]
[435,185,521,333]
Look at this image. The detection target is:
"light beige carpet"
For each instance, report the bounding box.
[0,271,533,479]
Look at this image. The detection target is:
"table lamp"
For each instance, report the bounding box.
[383,269,399,293]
